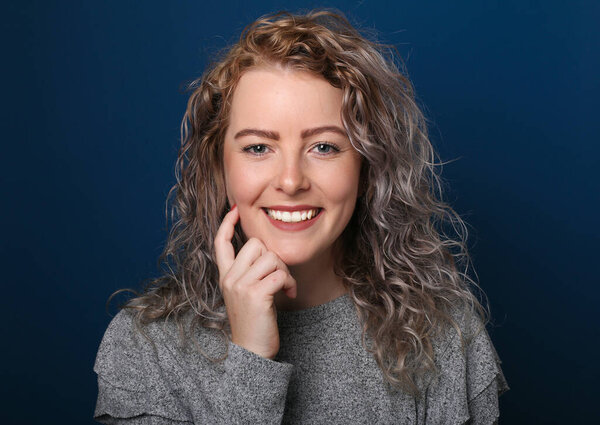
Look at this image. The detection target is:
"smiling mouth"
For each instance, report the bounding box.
[262,207,322,223]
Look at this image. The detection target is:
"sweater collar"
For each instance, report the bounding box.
[276,293,353,328]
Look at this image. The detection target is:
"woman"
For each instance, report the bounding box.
[94,9,508,424]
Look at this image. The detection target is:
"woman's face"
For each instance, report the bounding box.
[223,66,362,266]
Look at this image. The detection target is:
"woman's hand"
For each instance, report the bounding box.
[214,205,297,360]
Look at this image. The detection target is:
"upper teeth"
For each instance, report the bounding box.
[267,208,320,223]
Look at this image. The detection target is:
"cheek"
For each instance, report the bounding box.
[224,164,267,237]
[225,164,257,204]
[324,161,361,204]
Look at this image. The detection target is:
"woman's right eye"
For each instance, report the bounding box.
[243,144,270,156]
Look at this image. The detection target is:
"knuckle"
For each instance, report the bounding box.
[264,251,278,265]
[231,277,245,290]
[271,269,286,282]
[248,237,264,250]
[229,284,244,298]
[221,274,235,289]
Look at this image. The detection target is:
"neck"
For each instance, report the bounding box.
[274,249,347,311]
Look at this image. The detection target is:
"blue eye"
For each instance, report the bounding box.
[243,144,269,156]
[313,143,340,155]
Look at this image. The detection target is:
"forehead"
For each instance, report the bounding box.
[227,67,343,130]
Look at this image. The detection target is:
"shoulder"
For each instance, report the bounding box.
[433,302,489,359]
[432,302,509,394]
[96,308,185,349]
[94,308,226,390]
[94,309,165,391]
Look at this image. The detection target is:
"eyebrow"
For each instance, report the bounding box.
[234,128,279,140]
[233,125,347,141]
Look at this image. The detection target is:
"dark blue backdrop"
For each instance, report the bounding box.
[2,1,598,423]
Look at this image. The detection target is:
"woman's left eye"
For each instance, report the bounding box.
[313,143,340,155]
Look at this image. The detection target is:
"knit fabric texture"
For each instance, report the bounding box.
[94,294,509,424]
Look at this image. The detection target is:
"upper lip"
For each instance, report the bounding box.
[264,205,321,212]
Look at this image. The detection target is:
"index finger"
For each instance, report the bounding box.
[213,205,240,280]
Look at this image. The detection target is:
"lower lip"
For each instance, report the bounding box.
[263,209,323,231]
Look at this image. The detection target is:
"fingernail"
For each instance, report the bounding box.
[230,203,237,210]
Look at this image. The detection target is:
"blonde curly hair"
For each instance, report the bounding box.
[121,9,488,397]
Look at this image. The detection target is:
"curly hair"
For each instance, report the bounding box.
[121,9,488,397]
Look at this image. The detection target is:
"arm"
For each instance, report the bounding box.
[465,379,500,425]
[94,312,293,425]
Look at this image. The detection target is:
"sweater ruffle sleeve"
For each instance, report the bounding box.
[424,306,509,425]
[93,310,293,424]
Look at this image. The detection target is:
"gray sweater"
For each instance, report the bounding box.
[94,294,509,424]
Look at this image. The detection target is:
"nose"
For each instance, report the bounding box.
[275,155,310,195]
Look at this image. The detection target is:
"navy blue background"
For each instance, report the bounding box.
[2,1,598,423]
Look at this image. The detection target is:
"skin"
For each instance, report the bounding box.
[213,66,362,359]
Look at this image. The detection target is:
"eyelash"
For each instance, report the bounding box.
[242,145,270,156]
[242,142,341,156]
